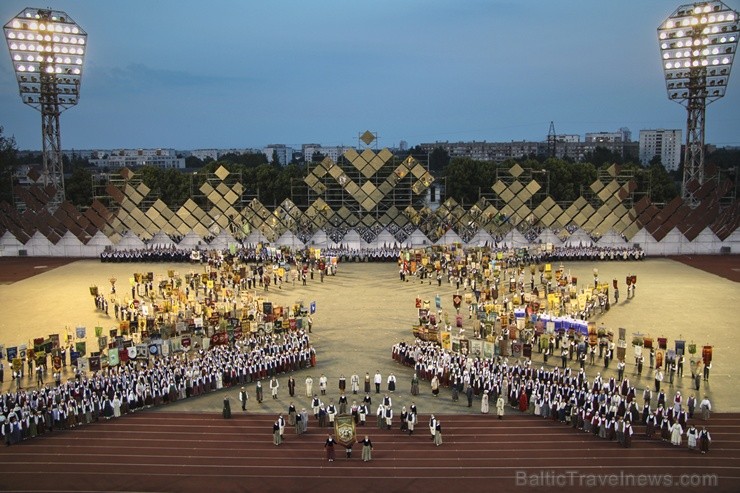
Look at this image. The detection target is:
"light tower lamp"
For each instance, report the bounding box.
[658,1,738,207]
[4,7,88,211]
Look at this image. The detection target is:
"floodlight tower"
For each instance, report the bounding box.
[658,1,738,207]
[4,8,88,211]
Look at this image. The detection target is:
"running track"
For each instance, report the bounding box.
[1,412,738,493]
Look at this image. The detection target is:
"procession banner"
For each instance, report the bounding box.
[6,347,17,361]
[127,346,138,360]
[75,341,86,356]
[89,355,101,371]
[95,326,103,338]
[107,349,119,367]
[310,301,316,314]
[334,414,357,447]
[470,339,483,358]
[136,344,149,359]
[483,341,493,359]
[76,326,86,339]
[49,334,60,349]
[440,332,451,352]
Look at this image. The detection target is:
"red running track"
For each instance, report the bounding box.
[0,412,738,493]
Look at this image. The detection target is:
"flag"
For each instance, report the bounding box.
[76,326,86,339]
[127,346,138,359]
[310,301,316,314]
[108,349,119,366]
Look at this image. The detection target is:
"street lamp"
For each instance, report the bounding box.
[657,1,738,207]
[4,7,88,211]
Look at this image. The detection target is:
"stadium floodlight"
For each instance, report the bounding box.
[4,7,88,210]
[658,1,738,206]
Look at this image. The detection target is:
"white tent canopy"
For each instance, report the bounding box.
[115,231,146,250]
[0,231,24,256]
[370,229,397,249]
[436,229,464,246]
[468,228,495,247]
[502,228,528,248]
[563,228,594,247]
[335,229,364,250]
[149,231,176,249]
[535,229,564,247]
[406,229,431,248]
[275,231,306,249]
[596,229,627,249]
[178,231,204,250]
[209,230,238,251]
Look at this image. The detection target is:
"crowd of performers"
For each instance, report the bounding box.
[0,330,315,446]
[391,339,712,453]
[100,244,644,265]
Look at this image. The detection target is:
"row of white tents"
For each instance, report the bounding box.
[1,226,737,257]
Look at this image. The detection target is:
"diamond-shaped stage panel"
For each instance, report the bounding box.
[224,189,238,205]
[509,163,524,178]
[492,181,507,195]
[523,180,541,197]
[360,130,376,146]
[136,182,151,198]
[214,166,230,181]
[360,181,376,196]
[216,183,230,196]
[509,181,523,196]
[200,182,214,196]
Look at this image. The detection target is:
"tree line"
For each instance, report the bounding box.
[1,126,737,212]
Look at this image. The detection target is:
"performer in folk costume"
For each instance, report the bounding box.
[670,421,684,446]
[351,374,360,394]
[273,421,282,445]
[361,436,373,462]
[686,425,698,451]
[287,376,295,397]
[324,434,336,462]
[288,402,297,426]
[256,381,263,403]
[434,420,443,446]
[496,396,505,419]
[431,375,440,397]
[411,373,419,396]
[387,373,396,392]
[239,387,249,411]
[305,376,313,397]
[623,419,633,448]
[270,377,279,399]
[699,427,711,454]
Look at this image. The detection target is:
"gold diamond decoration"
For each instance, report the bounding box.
[360,130,376,146]
[214,166,230,181]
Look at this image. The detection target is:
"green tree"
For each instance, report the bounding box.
[64,165,93,207]
[428,147,450,175]
[0,127,19,205]
[186,155,205,168]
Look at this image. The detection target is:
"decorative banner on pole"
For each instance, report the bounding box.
[75,341,86,356]
[107,349,119,367]
[76,326,86,339]
[310,301,316,314]
[334,414,356,448]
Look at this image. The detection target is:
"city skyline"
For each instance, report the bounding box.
[1,0,739,151]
